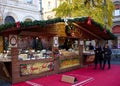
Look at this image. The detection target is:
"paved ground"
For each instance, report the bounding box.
[0,58,120,86]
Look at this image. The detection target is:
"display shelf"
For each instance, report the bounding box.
[60,63,80,69]
[0,58,11,62]
[0,22,84,84]
[59,55,79,60]
[60,58,80,68]
[18,58,54,64]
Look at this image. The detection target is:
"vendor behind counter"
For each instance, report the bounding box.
[88,43,94,50]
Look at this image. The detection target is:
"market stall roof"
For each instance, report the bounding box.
[0,17,116,40]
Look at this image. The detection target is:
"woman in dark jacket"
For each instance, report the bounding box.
[94,43,103,69]
[102,43,112,69]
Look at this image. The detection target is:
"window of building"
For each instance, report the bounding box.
[48,1,51,9]
[47,15,52,19]
[27,0,33,4]
[4,16,15,24]
[114,4,120,16]
[114,9,120,16]
[118,36,120,48]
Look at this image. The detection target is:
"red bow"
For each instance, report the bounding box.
[103,26,107,33]
[16,21,20,28]
[104,28,107,33]
[87,16,91,25]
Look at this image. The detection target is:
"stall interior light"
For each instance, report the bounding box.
[36,37,39,39]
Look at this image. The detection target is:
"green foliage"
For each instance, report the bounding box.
[0,17,64,31]
[0,23,15,31]
[53,0,115,30]
[0,17,116,39]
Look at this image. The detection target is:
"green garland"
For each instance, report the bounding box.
[0,17,116,39]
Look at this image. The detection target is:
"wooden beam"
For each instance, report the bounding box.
[73,23,103,40]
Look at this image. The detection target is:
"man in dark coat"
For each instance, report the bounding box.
[94,43,103,69]
[89,42,94,50]
[102,43,112,69]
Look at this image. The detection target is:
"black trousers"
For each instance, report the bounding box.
[94,58,103,69]
[103,57,111,69]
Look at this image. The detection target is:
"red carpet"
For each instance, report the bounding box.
[12,64,120,86]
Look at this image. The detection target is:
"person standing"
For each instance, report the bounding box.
[88,42,94,50]
[94,43,103,69]
[102,42,112,70]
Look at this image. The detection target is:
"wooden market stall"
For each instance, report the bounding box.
[0,17,116,83]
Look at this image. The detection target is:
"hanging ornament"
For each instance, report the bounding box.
[65,25,71,36]
[16,21,20,28]
[103,26,107,33]
[87,16,91,25]
[49,62,54,71]
[71,32,75,37]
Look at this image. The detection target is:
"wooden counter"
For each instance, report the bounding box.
[83,53,95,65]
[1,48,82,84]
[0,43,83,84]
[58,54,81,73]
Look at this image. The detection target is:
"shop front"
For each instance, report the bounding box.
[0,17,116,83]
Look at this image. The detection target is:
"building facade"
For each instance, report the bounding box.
[42,0,60,20]
[112,0,120,48]
[0,0,61,23]
[0,0,41,24]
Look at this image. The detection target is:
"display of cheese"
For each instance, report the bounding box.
[59,49,79,56]
[18,54,28,60]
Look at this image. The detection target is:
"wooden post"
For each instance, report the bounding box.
[79,43,84,67]
[11,48,19,83]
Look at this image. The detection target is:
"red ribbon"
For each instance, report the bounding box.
[104,28,107,33]
[87,16,91,25]
[49,62,53,71]
[16,21,20,28]
[103,25,107,33]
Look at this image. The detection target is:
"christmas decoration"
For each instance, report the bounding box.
[0,17,116,39]
[65,25,71,36]
[53,47,59,54]
[71,32,75,37]
[103,26,107,33]
[53,47,60,58]
[48,62,54,71]
[65,23,76,37]
[87,16,91,25]
[16,21,20,28]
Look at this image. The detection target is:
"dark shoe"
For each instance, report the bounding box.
[102,68,104,70]
[93,67,96,70]
[108,67,110,69]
